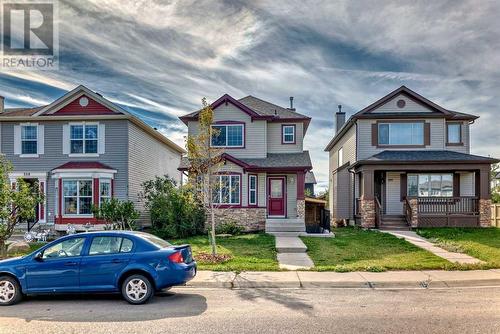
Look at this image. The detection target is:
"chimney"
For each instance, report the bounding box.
[288,96,295,110]
[0,96,4,114]
[335,104,345,134]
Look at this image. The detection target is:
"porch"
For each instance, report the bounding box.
[352,151,497,229]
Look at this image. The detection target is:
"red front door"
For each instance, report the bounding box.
[268,177,285,217]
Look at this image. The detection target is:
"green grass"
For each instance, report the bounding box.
[301,227,454,272]
[416,228,500,268]
[170,233,279,271]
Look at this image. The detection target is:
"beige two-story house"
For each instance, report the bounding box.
[179,94,313,232]
[325,86,498,229]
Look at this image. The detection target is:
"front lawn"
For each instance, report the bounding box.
[170,233,279,271]
[416,228,500,268]
[301,228,453,272]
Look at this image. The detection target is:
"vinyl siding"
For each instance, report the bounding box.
[372,94,433,113]
[267,122,303,153]
[286,174,297,218]
[127,122,182,225]
[386,172,403,215]
[460,172,475,196]
[1,120,129,224]
[257,173,266,207]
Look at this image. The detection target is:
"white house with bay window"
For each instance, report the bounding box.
[179,94,314,232]
[325,86,498,229]
[0,85,184,232]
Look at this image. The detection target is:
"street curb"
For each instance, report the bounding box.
[180,270,500,289]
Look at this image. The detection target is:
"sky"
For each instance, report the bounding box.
[1,0,500,191]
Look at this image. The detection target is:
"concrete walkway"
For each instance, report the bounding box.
[274,236,314,270]
[382,230,483,265]
[185,270,500,289]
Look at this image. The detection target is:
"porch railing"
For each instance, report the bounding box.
[403,197,412,225]
[417,197,479,216]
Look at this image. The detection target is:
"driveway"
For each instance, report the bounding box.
[0,287,499,333]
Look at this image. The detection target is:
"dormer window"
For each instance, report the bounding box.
[282,125,295,144]
[210,123,244,148]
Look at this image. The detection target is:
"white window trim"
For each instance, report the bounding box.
[378,122,424,146]
[282,125,295,144]
[249,175,257,205]
[19,123,39,157]
[210,124,244,148]
[62,179,94,217]
[338,147,344,167]
[69,122,100,156]
[213,174,241,205]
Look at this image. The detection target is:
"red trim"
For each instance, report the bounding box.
[281,124,296,144]
[210,122,246,149]
[58,217,106,224]
[267,176,286,217]
[297,171,305,200]
[111,179,114,197]
[52,94,120,116]
[248,174,258,206]
[58,178,62,224]
[93,178,99,208]
[53,161,114,170]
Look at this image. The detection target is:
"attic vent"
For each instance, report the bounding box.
[397,99,406,108]
[79,97,89,107]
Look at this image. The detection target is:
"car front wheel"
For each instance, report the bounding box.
[121,274,153,305]
[0,276,22,306]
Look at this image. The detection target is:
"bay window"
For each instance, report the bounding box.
[249,175,257,205]
[407,174,453,197]
[63,180,93,215]
[211,124,244,147]
[212,174,240,205]
[71,124,98,154]
[378,122,424,146]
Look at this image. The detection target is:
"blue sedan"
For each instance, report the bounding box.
[0,231,196,305]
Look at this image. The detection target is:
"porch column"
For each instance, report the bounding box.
[296,171,305,219]
[360,169,375,228]
[477,167,492,227]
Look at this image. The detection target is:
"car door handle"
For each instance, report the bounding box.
[111,259,124,263]
[64,261,77,266]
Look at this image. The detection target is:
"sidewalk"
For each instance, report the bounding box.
[183,269,500,289]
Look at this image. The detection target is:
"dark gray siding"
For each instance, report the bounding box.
[1,120,129,224]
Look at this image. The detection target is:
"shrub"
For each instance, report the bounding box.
[141,176,205,239]
[93,198,139,230]
[215,221,244,235]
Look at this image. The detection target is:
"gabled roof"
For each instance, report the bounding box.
[2,106,46,117]
[325,86,479,151]
[52,161,116,170]
[179,94,311,132]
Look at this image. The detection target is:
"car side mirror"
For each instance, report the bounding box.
[34,252,43,261]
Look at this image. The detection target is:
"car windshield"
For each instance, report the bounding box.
[136,233,171,248]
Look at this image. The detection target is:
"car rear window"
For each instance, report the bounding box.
[137,233,171,248]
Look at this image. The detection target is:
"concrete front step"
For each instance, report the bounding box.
[275,236,308,253]
[265,219,306,233]
[266,218,304,224]
[266,226,306,232]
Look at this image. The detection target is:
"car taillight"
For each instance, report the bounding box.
[168,251,184,263]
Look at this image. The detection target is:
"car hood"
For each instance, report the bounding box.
[0,256,25,267]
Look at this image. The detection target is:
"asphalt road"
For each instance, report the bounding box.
[0,287,499,334]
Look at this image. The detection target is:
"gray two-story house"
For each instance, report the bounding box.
[0,85,184,232]
[179,94,313,232]
[325,86,498,229]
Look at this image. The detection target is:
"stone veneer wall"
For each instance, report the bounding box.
[359,198,375,228]
[297,200,305,219]
[479,199,492,227]
[408,198,419,228]
[209,207,266,232]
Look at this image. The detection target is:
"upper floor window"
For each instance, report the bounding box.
[21,125,38,155]
[407,173,453,197]
[282,125,295,144]
[212,174,240,205]
[338,147,344,167]
[71,124,98,154]
[211,124,244,148]
[378,122,424,146]
[447,123,462,144]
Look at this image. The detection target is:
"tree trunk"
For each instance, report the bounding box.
[0,240,7,259]
[210,203,217,255]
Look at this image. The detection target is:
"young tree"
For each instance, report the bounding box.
[186,98,227,255]
[0,156,43,257]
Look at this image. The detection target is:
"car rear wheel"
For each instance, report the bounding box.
[0,276,22,306]
[121,274,153,305]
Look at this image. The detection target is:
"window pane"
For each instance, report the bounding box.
[418,175,430,197]
[22,141,37,154]
[22,126,37,140]
[43,238,85,258]
[270,179,283,198]
[63,181,77,196]
[71,140,84,154]
[100,181,111,197]
[85,139,98,153]
[448,124,461,143]
[71,125,84,139]
[211,125,227,146]
[441,174,453,197]
[64,197,77,214]
[408,175,418,197]
[89,237,122,255]
[378,124,389,144]
[230,175,240,204]
[227,125,242,146]
[85,125,98,139]
[284,126,294,134]
[79,180,93,196]
[411,123,424,145]
[430,175,442,197]
[220,175,230,203]
[79,197,92,214]
[283,126,294,143]
[391,123,413,145]
[250,190,256,205]
[249,176,256,190]
[120,238,133,253]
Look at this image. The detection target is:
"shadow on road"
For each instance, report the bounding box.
[0,290,207,322]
